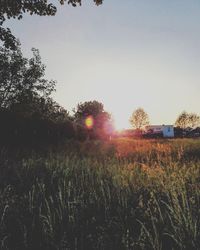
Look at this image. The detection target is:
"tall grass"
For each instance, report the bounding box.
[0,139,199,249]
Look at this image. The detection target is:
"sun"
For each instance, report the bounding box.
[111,112,131,131]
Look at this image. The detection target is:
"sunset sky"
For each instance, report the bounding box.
[6,0,200,129]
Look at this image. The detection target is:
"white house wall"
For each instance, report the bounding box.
[162,126,174,137]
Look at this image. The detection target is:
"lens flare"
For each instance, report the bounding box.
[85,115,94,129]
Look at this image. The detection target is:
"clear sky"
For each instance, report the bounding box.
[6,0,200,129]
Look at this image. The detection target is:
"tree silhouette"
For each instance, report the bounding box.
[73,100,113,139]
[0,43,77,144]
[0,44,56,109]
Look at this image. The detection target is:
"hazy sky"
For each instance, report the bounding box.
[6,0,200,129]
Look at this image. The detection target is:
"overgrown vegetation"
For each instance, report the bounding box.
[0,138,199,250]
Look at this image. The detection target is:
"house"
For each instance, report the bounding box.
[145,125,174,138]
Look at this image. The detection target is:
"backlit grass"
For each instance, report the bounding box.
[0,138,199,249]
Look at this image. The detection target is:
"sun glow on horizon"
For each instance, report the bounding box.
[112,116,131,131]
[107,109,132,131]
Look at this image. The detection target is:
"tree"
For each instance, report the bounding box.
[0,98,74,145]
[175,111,188,129]
[0,44,56,109]
[129,107,149,130]
[73,100,113,139]
[175,111,200,129]
[9,95,70,122]
[0,0,103,49]
[74,100,104,121]
[188,113,200,128]
[0,43,78,144]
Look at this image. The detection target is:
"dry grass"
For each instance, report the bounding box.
[0,138,199,249]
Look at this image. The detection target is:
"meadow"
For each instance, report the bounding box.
[0,138,200,250]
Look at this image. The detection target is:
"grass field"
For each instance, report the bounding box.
[0,138,200,250]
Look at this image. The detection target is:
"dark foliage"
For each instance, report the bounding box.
[0,44,83,145]
[0,45,56,108]
[73,100,113,139]
[0,108,76,146]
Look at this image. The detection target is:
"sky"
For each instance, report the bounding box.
[5,0,200,129]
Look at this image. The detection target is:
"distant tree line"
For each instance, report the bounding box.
[0,44,113,146]
[129,108,200,138]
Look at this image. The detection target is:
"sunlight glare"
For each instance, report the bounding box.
[85,115,94,129]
